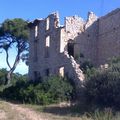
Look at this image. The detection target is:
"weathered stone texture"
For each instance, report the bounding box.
[28,8,120,87]
[65,16,85,40]
[97,8,120,65]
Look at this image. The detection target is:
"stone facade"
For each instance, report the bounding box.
[28,8,120,87]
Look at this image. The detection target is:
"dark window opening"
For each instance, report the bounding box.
[34,71,41,81]
[67,43,74,57]
[87,34,90,37]
[45,69,50,76]
[80,53,84,58]
[34,71,38,80]
[45,47,49,58]
[34,42,38,61]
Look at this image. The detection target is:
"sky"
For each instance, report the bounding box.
[0,0,120,74]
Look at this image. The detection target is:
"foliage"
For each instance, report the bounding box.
[84,58,120,109]
[0,18,28,40]
[92,108,113,120]
[0,18,29,83]
[1,76,74,105]
[80,60,94,74]
[0,68,7,85]
[0,68,27,86]
[81,108,114,120]
[42,76,73,101]
[11,73,27,85]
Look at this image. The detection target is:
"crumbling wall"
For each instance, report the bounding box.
[65,16,85,41]
[64,12,98,65]
[28,13,65,80]
[29,8,120,82]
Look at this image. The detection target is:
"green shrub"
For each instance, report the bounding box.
[42,76,73,101]
[1,76,74,105]
[84,58,120,109]
[80,60,93,74]
[0,68,7,85]
[93,108,113,120]
[0,68,27,86]
[81,108,114,120]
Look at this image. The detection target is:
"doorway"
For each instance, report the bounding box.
[67,42,74,57]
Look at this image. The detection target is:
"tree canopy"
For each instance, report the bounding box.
[0,18,29,84]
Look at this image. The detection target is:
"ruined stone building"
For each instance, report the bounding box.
[28,8,120,88]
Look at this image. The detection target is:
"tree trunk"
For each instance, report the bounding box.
[4,53,20,85]
[5,70,12,85]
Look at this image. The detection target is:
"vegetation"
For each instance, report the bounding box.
[0,57,120,119]
[84,57,120,110]
[80,60,94,74]
[0,68,7,85]
[0,75,74,105]
[0,15,119,119]
[80,108,120,120]
[0,68,27,87]
[0,18,29,84]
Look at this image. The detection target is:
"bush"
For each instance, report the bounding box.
[80,60,94,74]
[0,68,7,85]
[81,108,114,120]
[1,76,74,105]
[84,58,120,109]
[42,76,73,101]
[0,68,27,86]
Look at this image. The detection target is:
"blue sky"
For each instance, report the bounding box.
[0,0,120,74]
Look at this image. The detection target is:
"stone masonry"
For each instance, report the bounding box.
[28,8,120,89]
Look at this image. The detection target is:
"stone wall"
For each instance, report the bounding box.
[74,12,98,65]
[28,8,120,82]
[28,13,65,80]
[97,8,120,65]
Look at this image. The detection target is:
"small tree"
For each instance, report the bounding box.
[0,18,29,84]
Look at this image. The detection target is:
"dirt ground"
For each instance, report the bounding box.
[0,101,82,120]
[0,101,47,120]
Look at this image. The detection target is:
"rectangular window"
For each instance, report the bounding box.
[46,18,49,30]
[45,36,50,58]
[45,69,50,76]
[34,42,38,61]
[35,25,38,38]
[34,71,38,80]
[46,36,50,47]
[59,67,64,77]
[45,47,49,58]
[34,71,41,81]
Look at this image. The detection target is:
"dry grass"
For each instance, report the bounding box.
[0,100,84,120]
[0,100,42,120]
[0,101,27,120]
[1,100,120,120]
[23,103,86,120]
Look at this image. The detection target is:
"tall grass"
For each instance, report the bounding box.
[93,108,113,120]
[81,108,120,120]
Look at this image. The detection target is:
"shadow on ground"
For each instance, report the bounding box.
[42,104,87,117]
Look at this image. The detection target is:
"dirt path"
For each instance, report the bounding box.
[0,101,47,120]
[0,101,83,120]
